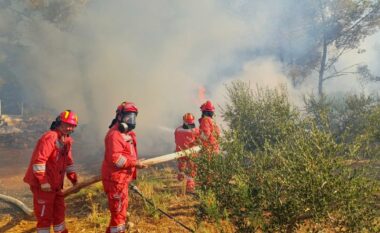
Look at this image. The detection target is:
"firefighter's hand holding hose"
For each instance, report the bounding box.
[68,172,80,193]
[136,159,148,169]
[70,182,80,194]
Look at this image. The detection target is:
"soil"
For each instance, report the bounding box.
[0,146,215,233]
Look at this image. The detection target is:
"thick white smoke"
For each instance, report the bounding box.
[1,0,379,156]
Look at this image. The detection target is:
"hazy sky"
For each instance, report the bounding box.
[1,0,379,156]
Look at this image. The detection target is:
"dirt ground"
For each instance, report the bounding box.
[0,147,34,207]
[2,146,369,233]
[0,147,213,233]
[0,147,33,233]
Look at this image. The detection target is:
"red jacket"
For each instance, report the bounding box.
[174,126,199,152]
[23,130,77,190]
[101,125,138,191]
[199,116,220,152]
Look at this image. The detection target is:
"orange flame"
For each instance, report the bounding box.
[198,86,206,104]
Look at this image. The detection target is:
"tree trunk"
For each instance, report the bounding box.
[318,37,327,97]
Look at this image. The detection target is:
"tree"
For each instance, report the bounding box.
[280,0,380,96]
[315,0,380,96]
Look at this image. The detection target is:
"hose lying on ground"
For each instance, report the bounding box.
[129,184,195,233]
[0,193,33,217]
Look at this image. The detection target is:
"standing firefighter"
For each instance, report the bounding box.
[102,101,147,233]
[23,110,79,233]
[175,113,200,193]
[199,100,220,153]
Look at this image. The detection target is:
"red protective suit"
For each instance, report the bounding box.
[174,125,199,192]
[101,124,138,233]
[23,130,77,233]
[199,116,220,153]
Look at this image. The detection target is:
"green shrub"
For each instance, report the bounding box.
[223,81,299,152]
[195,82,379,232]
[305,93,380,159]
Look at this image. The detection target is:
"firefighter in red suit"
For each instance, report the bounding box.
[23,110,79,233]
[199,100,220,153]
[102,101,147,233]
[175,113,200,193]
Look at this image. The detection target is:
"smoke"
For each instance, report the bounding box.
[211,57,307,106]
[330,31,380,94]
[1,0,379,156]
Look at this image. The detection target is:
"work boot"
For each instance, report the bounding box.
[55,229,68,233]
[186,178,195,193]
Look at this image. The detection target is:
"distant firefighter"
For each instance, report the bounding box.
[23,110,79,233]
[101,101,148,233]
[199,100,220,153]
[174,112,200,193]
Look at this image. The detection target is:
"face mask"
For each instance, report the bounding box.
[122,112,137,125]
[202,111,214,118]
[118,112,137,132]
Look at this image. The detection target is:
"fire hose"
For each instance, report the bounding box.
[129,184,195,233]
[0,193,33,217]
[63,146,201,196]
[0,146,201,218]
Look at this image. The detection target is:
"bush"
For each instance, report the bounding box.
[305,93,380,159]
[195,82,379,232]
[223,81,299,152]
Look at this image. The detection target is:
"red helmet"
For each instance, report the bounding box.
[200,100,215,112]
[183,113,195,124]
[116,101,138,114]
[59,110,78,126]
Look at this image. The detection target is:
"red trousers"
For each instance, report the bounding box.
[177,157,197,178]
[105,182,129,233]
[30,186,68,233]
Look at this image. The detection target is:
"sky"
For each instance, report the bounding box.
[1,0,379,156]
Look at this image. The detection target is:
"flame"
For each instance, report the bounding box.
[198,86,206,104]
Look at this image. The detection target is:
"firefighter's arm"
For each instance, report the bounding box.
[193,128,201,140]
[109,135,137,169]
[65,140,78,185]
[32,138,54,190]
[129,132,147,168]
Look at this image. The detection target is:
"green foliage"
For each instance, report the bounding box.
[256,123,378,232]
[223,81,299,152]
[305,93,380,159]
[196,82,379,232]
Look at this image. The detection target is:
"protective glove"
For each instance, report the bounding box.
[67,172,78,186]
[41,183,52,192]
